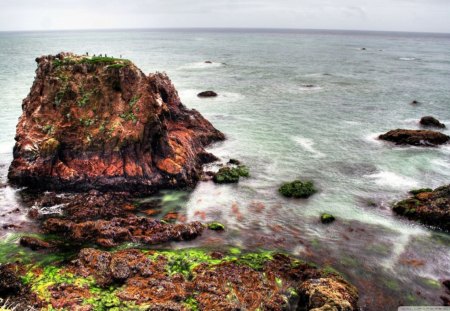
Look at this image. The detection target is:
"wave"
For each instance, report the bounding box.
[364,171,419,189]
[178,62,224,70]
[399,57,417,61]
[292,136,325,158]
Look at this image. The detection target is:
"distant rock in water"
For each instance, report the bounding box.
[379,129,449,147]
[204,61,213,64]
[410,100,420,105]
[420,116,446,129]
[198,90,218,97]
[393,186,450,231]
[8,53,224,193]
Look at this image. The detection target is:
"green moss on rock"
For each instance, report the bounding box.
[279,180,317,198]
[40,138,60,157]
[207,222,225,231]
[213,165,250,184]
[320,213,336,224]
[410,188,433,195]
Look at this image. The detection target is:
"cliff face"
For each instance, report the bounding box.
[8,53,224,192]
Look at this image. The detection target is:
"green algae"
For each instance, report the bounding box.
[0,233,72,266]
[320,213,335,224]
[183,297,199,311]
[279,180,316,198]
[207,222,225,231]
[213,165,250,184]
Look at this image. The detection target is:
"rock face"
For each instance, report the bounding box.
[393,186,450,231]
[8,53,224,193]
[379,129,449,146]
[420,116,446,129]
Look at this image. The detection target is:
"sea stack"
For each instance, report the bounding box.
[8,53,224,193]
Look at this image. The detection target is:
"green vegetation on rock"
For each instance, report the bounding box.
[279,180,317,198]
[320,213,336,224]
[213,165,250,184]
[207,222,225,231]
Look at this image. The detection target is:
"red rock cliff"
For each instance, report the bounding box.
[8,53,224,192]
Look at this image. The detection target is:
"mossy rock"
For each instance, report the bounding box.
[213,165,249,184]
[40,138,60,157]
[279,180,316,198]
[321,213,336,224]
[208,222,225,231]
[410,188,433,196]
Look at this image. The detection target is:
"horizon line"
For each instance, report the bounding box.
[1,26,450,36]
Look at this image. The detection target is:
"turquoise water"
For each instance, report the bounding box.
[1,29,450,310]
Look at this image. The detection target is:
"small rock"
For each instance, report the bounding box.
[20,236,54,250]
[198,91,218,97]
[228,159,241,165]
[0,264,23,295]
[205,61,213,64]
[443,280,450,291]
[208,222,225,231]
[279,180,316,198]
[420,116,446,129]
[321,213,336,224]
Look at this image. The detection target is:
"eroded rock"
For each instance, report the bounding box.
[8,53,224,193]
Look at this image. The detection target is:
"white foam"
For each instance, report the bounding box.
[431,158,450,169]
[399,57,416,61]
[364,171,419,189]
[178,62,224,70]
[292,136,325,158]
[363,132,384,145]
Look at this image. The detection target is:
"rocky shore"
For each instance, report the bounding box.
[0,53,359,310]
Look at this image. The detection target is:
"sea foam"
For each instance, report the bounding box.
[364,171,419,189]
[292,136,325,158]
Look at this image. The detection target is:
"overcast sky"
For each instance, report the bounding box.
[0,0,449,33]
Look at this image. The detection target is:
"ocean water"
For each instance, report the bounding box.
[1,29,450,310]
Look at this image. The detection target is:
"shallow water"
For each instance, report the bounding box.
[1,29,450,310]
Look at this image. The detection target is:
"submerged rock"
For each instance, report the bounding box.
[19,236,55,251]
[8,53,224,193]
[197,90,218,97]
[420,116,446,129]
[393,185,450,231]
[13,248,358,310]
[379,129,449,146]
[43,216,205,247]
[279,180,317,198]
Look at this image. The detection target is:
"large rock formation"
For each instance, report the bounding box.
[379,129,449,146]
[8,53,224,193]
